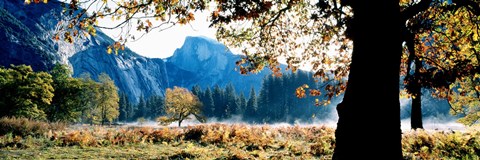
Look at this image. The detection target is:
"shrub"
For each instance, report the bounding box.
[0,117,66,137]
[184,126,204,141]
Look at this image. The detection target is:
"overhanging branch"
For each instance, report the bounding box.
[452,0,480,15]
[401,0,433,22]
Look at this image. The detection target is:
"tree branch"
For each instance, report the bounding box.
[452,0,480,15]
[401,0,433,22]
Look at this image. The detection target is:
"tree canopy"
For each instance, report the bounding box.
[0,65,54,120]
[0,64,121,124]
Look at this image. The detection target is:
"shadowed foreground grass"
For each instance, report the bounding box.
[0,119,479,159]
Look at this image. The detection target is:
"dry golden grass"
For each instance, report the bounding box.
[0,121,479,159]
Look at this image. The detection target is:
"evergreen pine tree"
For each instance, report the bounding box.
[245,87,258,122]
[118,92,128,122]
[238,92,247,116]
[203,87,215,117]
[136,95,146,119]
[225,83,238,118]
[212,85,225,119]
[258,76,270,122]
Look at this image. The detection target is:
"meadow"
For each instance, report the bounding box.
[0,117,479,159]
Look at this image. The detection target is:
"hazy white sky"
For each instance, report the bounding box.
[98,11,217,58]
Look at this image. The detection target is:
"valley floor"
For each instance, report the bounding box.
[1,124,479,159]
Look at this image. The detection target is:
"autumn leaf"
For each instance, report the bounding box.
[53,34,60,41]
[146,19,152,28]
[295,86,306,98]
[107,47,113,54]
[473,30,478,41]
[309,89,322,96]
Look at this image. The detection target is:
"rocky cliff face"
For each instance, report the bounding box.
[68,32,169,102]
[0,5,56,71]
[0,0,168,102]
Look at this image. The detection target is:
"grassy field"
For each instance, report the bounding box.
[0,118,479,159]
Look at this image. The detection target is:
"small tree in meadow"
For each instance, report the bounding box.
[158,87,205,127]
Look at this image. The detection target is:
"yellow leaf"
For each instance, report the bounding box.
[43,0,47,3]
[473,30,478,41]
[107,47,112,54]
[25,0,31,4]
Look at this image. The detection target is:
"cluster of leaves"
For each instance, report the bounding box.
[295,83,342,106]
[0,64,119,124]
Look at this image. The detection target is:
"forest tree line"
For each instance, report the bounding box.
[0,64,119,125]
[118,71,335,124]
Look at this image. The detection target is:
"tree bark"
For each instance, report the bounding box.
[411,58,423,129]
[411,92,423,129]
[333,1,403,159]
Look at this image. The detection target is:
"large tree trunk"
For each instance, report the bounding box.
[411,58,423,129]
[411,92,423,129]
[333,1,403,159]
